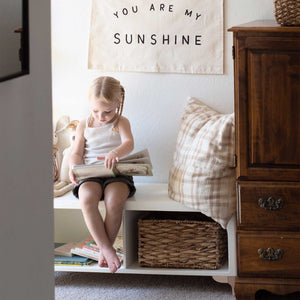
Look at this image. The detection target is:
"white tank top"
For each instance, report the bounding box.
[83,120,121,165]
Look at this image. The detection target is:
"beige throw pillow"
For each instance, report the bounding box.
[168,97,236,229]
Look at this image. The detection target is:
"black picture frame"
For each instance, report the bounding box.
[0,0,29,82]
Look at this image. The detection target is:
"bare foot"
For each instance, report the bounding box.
[101,246,121,273]
[98,251,108,268]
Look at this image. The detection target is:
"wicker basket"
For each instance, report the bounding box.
[274,0,300,26]
[138,212,227,269]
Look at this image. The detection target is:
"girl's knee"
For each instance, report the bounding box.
[105,182,130,200]
[78,182,102,209]
[105,196,125,214]
[104,191,128,214]
[79,195,97,210]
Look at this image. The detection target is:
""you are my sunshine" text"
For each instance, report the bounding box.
[112,3,202,46]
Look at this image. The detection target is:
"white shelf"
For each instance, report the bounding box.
[54,261,230,276]
[54,183,195,211]
[125,183,198,211]
[124,261,231,276]
[55,263,127,273]
[53,191,81,209]
[54,183,236,277]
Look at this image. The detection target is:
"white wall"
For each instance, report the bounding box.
[0,1,53,299]
[52,0,274,183]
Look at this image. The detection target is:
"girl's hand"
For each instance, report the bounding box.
[69,169,78,184]
[97,151,119,170]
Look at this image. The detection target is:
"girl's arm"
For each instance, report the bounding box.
[114,116,134,157]
[69,119,86,184]
[100,116,134,169]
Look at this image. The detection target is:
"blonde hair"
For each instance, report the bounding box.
[88,76,125,129]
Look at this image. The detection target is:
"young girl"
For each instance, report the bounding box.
[69,76,136,273]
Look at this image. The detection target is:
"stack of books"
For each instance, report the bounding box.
[70,236,124,263]
[54,236,124,267]
[54,242,94,266]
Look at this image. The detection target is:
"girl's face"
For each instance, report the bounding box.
[90,97,119,125]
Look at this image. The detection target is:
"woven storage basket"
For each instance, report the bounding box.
[274,0,300,26]
[138,212,227,269]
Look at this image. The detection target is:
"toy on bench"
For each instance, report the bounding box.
[53,116,79,197]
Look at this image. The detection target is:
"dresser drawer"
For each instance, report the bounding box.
[238,232,300,278]
[237,182,300,230]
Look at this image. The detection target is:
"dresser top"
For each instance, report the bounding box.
[228,20,300,33]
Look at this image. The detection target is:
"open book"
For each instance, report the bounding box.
[72,149,153,181]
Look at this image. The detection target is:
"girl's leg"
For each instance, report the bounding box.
[78,181,120,273]
[103,181,130,246]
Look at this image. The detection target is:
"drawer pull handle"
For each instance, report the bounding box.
[258,197,284,210]
[258,247,284,261]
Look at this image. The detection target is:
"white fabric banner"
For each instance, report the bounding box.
[88,0,223,74]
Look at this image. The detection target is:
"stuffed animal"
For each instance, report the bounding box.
[53,131,61,182]
[53,116,79,197]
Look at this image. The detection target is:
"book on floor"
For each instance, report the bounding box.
[71,236,123,263]
[55,254,94,266]
[72,149,153,181]
[54,242,78,257]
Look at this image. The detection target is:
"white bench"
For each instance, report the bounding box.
[54,183,236,277]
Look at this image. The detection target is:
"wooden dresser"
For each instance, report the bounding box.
[228,21,300,299]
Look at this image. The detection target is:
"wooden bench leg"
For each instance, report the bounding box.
[212,276,235,297]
